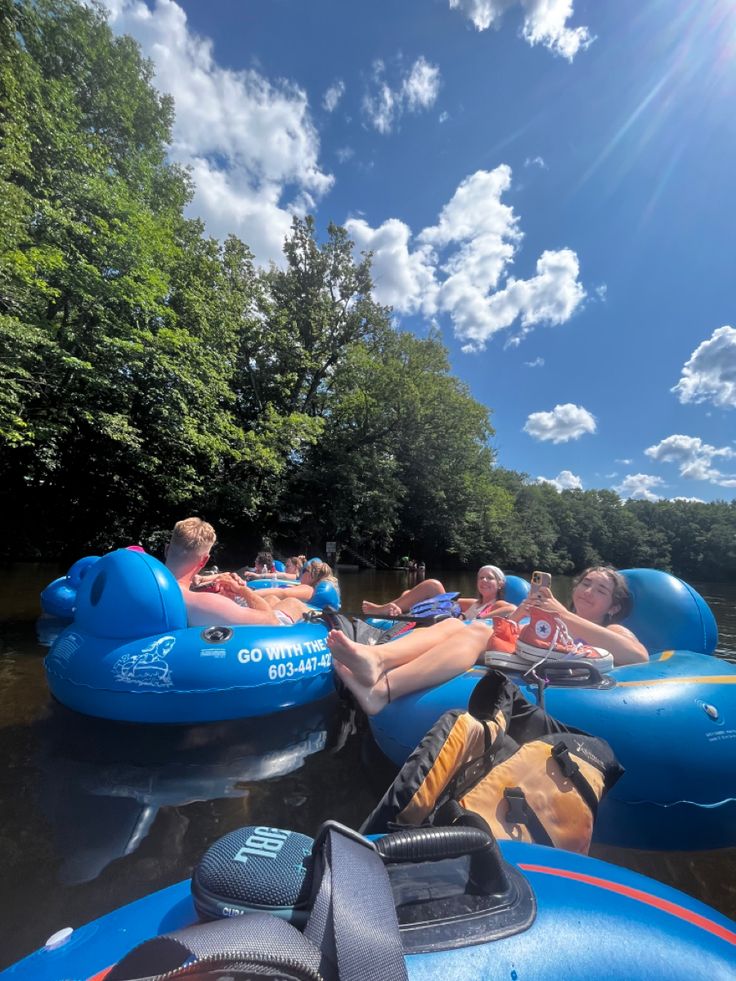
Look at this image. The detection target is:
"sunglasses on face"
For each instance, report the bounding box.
[478,575,498,582]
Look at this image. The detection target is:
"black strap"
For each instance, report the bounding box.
[551,742,599,817]
[106,825,408,981]
[503,787,554,848]
[104,914,324,980]
[305,824,408,981]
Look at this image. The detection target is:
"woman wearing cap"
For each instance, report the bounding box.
[361,564,514,620]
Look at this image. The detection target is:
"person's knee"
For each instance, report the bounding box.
[424,579,444,594]
[467,622,493,644]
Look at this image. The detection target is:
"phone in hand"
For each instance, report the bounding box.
[190,579,220,593]
[529,571,551,599]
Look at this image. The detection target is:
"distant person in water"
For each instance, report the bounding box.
[254,551,275,574]
[244,554,306,581]
[165,518,309,627]
[253,560,339,608]
[361,564,515,620]
[331,565,647,716]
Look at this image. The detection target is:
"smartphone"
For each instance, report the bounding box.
[190,579,220,593]
[529,571,551,598]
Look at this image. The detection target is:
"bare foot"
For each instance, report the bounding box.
[361,600,401,617]
[326,629,385,686]
[333,661,390,716]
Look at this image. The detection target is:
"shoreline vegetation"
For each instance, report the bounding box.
[1,1,735,580]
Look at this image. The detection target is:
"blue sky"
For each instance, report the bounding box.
[100,0,736,502]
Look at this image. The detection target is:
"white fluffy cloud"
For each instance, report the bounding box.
[615,474,664,501]
[448,0,592,60]
[524,403,596,443]
[672,326,736,409]
[323,79,346,112]
[537,469,583,491]
[346,166,585,350]
[645,434,736,486]
[346,217,438,314]
[99,0,333,263]
[363,57,441,133]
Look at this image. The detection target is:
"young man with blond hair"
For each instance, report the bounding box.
[165,517,308,628]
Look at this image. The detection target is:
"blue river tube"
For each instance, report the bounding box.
[41,562,342,623]
[249,577,341,610]
[39,555,100,619]
[44,549,335,723]
[4,833,735,980]
[370,569,736,851]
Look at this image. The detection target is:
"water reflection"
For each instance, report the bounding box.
[36,698,345,885]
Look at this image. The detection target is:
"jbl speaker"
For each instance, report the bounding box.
[192,825,315,926]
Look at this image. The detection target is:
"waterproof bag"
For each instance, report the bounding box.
[362,671,623,854]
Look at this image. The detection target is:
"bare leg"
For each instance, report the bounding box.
[327,618,465,685]
[276,597,310,621]
[332,621,493,716]
[361,578,445,616]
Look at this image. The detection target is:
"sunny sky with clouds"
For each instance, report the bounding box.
[97,0,736,503]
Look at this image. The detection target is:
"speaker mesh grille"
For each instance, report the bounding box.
[195,826,313,908]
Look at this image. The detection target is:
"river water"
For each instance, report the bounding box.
[0,564,735,968]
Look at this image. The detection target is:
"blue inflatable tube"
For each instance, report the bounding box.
[4,838,734,979]
[39,555,100,619]
[41,566,343,622]
[44,550,335,723]
[369,570,735,851]
[249,576,341,610]
[502,573,531,606]
[249,578,301,590]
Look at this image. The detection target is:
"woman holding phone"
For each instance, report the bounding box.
[329,565,647,716]
[512,567,647,667]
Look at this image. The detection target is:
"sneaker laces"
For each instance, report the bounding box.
[545,617,592,658]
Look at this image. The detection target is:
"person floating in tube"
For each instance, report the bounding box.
[165,518,311,627]
[330,567,647,716]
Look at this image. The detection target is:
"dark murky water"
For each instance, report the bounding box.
[0,564,735,968]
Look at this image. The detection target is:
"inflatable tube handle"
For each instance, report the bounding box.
[376,825,509,896]
[532,661,612,688]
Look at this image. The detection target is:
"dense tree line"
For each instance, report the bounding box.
[1,0,735,580]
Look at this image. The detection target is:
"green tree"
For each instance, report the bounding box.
[0,0,246,552]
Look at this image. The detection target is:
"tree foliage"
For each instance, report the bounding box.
[1,0,735,579]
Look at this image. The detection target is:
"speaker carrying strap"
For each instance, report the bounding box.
[105,824,407,981]
[306,823,409,981]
